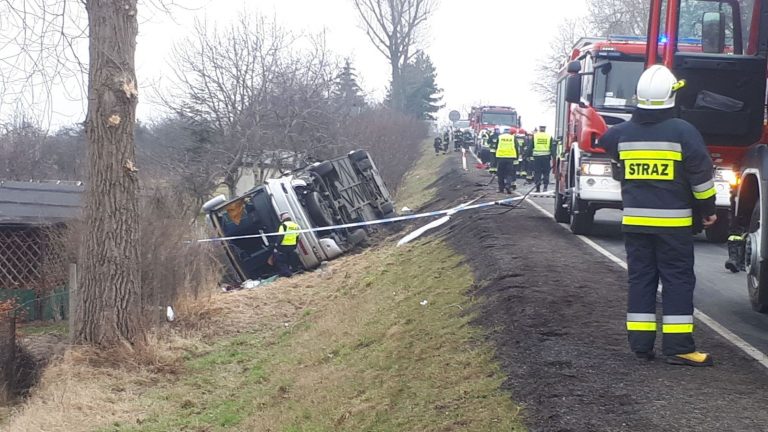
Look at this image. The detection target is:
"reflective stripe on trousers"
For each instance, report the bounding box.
[622,208,693,228]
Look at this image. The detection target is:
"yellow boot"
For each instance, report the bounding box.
[665,352,714,367]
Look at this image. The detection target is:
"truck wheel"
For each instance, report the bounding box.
[346,228,368,247]
[309,161,334,177]
[746,205,768,313]
[569,196,594,235]
[378,202,394,217]
[553,175,569,223]
[704,209,729,243]
[348,150,369,162]
[357,159,373,171]
[305,191,334,227]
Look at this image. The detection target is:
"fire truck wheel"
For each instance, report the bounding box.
[568,196,594,235]
[554,178,569,223]
[357,159,373,171]
[704,209,729,243]
[309,161,334,177]
[747,204,768,313]
[305,191,334,227]
[348,150,369,162]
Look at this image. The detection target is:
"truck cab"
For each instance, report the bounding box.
[555,35,737,239]
[203,150,394,281]
[645,0,768,310]
[553,37,646,234]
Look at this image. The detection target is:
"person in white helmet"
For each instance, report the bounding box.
[598,65,717,367]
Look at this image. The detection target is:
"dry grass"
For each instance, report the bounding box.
[395,139,446,211]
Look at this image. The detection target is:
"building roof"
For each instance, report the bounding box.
[0,180,84,225]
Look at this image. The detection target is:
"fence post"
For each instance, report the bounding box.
[68,263,77,343]
[0,312,16,403]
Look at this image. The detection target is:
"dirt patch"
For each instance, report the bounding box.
[432,153,768,431]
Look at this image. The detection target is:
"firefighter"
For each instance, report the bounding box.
[515,130,529,180]
[532,125,554,192]
[443,129,451,153]
[598,65,717,366]
[479,129,491,164]
[488,127,500,174]
[433,136,443,155]
[273,212,302,277]
[496,128,519,194]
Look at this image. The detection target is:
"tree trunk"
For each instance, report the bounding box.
[73,0,143,346]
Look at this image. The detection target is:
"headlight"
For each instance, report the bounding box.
[580,162,612,176]
[715,168,738,186]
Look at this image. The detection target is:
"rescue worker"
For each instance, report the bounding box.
[433,136,443,155]
[479,129,491,164]
[598,65,717,366]
[496,128,519,194]
[488,127,500,174]
[514,130,529,180]
[443,130,451,153]
[273,212,302,277]
[532,125,554,192]
[725,194,746,272]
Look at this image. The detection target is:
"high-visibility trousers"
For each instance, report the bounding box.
[625,232,696,355]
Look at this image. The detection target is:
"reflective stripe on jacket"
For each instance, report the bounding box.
[597,110,716,233]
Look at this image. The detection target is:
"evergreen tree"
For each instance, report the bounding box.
[332,59,366,115]
[399,52,444,120]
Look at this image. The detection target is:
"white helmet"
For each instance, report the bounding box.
[636,65,685,110]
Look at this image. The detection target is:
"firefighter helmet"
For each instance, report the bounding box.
[636,64,685,110]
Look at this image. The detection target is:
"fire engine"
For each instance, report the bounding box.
[556,35,735,239]
[469,106,522,134]
[640,0,768,311]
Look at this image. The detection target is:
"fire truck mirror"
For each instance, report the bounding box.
[566,60,581,74]
[702,12,725,54]
[565,74,582,104]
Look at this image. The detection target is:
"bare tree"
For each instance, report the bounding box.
[351,0,436,112]
[0,0,144,347]
[587,0,650,37]
[73,0,143,346]
[533,18,592,106]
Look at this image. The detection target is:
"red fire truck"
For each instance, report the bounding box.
[469,106,522,134]
[641,0,768,311]
[556,35,735,239]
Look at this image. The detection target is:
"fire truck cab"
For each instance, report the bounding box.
[469,106,522,136]
[554,37,646,234]
[645,0,768,310]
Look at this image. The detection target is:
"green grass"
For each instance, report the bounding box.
[396,139,447,211]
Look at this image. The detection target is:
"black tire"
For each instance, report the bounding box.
[309,161,334,177]
[346,228,368,247]
[553,166,569,223]
[305,191,334,227]
[569,195,594,235]
[348,150,369,162]
[747,205,768,313]
[357,159,373,171]
[379,202,394,216]
[704,209,729,243]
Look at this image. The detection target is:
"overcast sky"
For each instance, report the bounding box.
[27,0,589,131]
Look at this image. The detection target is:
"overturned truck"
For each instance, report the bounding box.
[203,150,394,281]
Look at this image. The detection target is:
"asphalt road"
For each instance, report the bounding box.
[527,192,768,356]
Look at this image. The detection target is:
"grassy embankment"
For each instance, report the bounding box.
[6,140,523,432]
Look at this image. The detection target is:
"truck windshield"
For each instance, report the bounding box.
[592,60,644,110]
[481,112,517,126]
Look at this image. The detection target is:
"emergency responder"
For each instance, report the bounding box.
[488,128,500,174]
[725,193,746,272]
[598,65,717,367]
[479,129,491,164]
[532,125,554,192]
[496,128,519,194]
[433,136,443,155]
[514,130,529,180]
[273,212,302,277]
[443,129,451,152]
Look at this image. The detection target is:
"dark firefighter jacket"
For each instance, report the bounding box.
[598,109,716,234]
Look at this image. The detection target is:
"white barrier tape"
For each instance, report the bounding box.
[190,195,525,244]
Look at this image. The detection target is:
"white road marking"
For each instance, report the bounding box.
[523,193,768,369]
